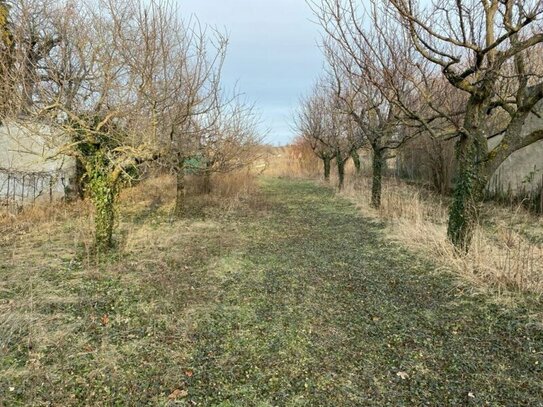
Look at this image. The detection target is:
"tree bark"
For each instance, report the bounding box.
[201,171,212,194]
[371,147,383,208]
[351,149,361,174]
[75,158,86,200]
[175,168,185,218]
[323,156,331,182]
[337,154,346,191]
[447,133,487,251]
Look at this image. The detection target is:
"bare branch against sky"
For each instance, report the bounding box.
[179,0,324,145]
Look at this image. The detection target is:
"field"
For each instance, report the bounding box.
[1,175,543,406]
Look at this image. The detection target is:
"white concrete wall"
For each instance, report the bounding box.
[0,121,76,202]
[488,102,543,194]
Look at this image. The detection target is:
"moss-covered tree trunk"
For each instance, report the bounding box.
[337,154,346,191]
[447,134,487,251]
[93,185,117,251]
[323,156,331,182]
[351,149,361,175]
[88,168,119,252]
[371,147,383,208]
[446,95,490,251]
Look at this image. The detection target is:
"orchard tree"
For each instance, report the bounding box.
[27,0,181,250]
[296,82,363,190]
[295,86,337,182]
[389,0,543,249]
[310,0,422,207]
[195,95,262,194]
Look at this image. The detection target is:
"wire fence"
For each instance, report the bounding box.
[0,167,71,213]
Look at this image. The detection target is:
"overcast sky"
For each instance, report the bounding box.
[179,0,324,146]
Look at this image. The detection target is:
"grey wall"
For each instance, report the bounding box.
[0,121,75,204]
[488,102,543,194]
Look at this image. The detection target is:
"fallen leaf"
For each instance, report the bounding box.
[396,371,409,380]
[184,370,193,377]
[101,314,109,326]
[168,389,188,400]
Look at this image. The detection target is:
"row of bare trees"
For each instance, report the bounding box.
[0,0,261,250]
[301,0,543,251]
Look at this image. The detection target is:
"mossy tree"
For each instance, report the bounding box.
[312,0,543,250]
[26,0,184,250]
[388,0,543,250]
[66,118,155,251]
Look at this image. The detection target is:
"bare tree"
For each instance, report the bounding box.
[310,0,424,206]
[310,0,542,248]
[194,94,262,194]
[0,0,62,117]
[24,0,186,250]
[295,86,337,182]
[387,0,543,249]
[296,81,363,190]
[0,0,13,117]
[157,23,228,217]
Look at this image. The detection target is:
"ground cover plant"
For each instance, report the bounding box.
[1,177,542,405]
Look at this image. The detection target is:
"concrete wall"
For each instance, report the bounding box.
[488,102,543,194]
[0,121,76,205]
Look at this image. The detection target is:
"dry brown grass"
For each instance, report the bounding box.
[342,176,543,295]
[262,145,321,178]
[122,170,258,215]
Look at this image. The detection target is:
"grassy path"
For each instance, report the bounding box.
[184,178,543,406]
[1,177,542,406]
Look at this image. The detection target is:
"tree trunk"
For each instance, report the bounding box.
[94,186,116,251]
[175,170,185,218]
[201,161,212,194]
[351,150,361,174]
[447,134,486,251]
[337,155,345,191]
[75,158,86,200]
[323,156,331,182]
[371,147,383,208]
[202,171,211,194]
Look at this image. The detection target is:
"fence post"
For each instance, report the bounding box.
[12,174,15,211]
[6,173,10,209]
[49,175,53,203]
[21,174,25,208]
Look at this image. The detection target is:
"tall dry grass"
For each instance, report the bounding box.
[342,176,543,295]
[263,145,321,178]
[122,170,258,216]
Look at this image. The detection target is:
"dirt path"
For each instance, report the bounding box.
[184,178,543,406]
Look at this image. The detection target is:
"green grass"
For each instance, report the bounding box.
[1,177,543,406]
